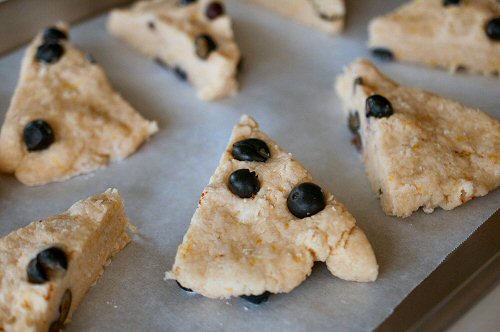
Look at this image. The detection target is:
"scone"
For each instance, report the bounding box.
[166,115,378,302]
[108,0,241,100]
[335,59,500,218]
[0,23,158,186]
[0,189,131,332]
[369,0,500,75]
[243,0,345,35]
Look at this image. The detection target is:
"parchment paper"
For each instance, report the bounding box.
[0,0,499,331]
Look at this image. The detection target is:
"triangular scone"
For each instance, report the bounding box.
[0,189,130,332]
[244,0,345,35]
[335,59,500,218]
[108,0,241,100]
[0,23,158,186]
[167,115,378,300]
[369,0,500,75]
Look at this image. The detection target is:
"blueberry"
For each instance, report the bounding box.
[155,57,170,70]
[287,183,326,219]
[240,292,271,304]
[443,0,461,6]
[27,247,68,284]
[58,289,72,323]
[237,56,244,75]
[174,66,188,81]
[155,58,189,83]
[366,95,394,118]
[23,120,55,152]
[371,48,394,61]
[354,77,363,85]
[48,321,63,332]
[486,18,500,41]
[232,138,270,162]
[27,258,47,283]
[206,2,225,20]
[179,0,197,6]
[194,34,217,60]
[319,13,342,22]
[228,169,260,198]
[35,42,64,64]
[176,281,194,293]
[348,111,360,134]
[43,27,67,42]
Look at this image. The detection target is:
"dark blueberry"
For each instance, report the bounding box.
[443,0,461,6]
[58,289,72,323]
[35,42,64,64]
[179,0,197,6]
[148,21,156,30]
[232,138,270,162]
[43,27,68,42]
[176,281,194,293]
[486,18,500,41]
[287,183,326,219]
[27,258,47,283]
[174,66,188,81]
[319,13,343,22]
[353,76,363,88]
[23,120,55,152]
[228,169,260,198]
[348,111,360,134]
[352,132,362,152]
[206,2,225,20]
[371,48,394,62]
[85,53,97,64]
[195,34,217,60]
[240,292,271,304]
[237,56,244,75]
[48,321,63,332]
[27,247,68,284]
[155,57,170,70]
[37,247,68,270]
[366,95,394,118]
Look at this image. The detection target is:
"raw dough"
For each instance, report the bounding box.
[335,59,500,218]
[0,23,158,186]
[167,115,378,299]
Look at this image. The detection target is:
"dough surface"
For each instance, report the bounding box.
[0,189,131,332]
[0,23,158,186]
[336,59,500,218]
[167,115,378,299]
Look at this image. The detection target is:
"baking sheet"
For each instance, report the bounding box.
[0,0,499,331]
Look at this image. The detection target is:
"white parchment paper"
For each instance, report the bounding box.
[0,0,499,331]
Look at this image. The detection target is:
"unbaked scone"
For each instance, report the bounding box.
[0,23,158,186]
[243,0,345,35]
[335,59,500,218]
[166,115,378,301]
[369,0,500,75]
[108,0,241,100]
[0,189,131,332]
